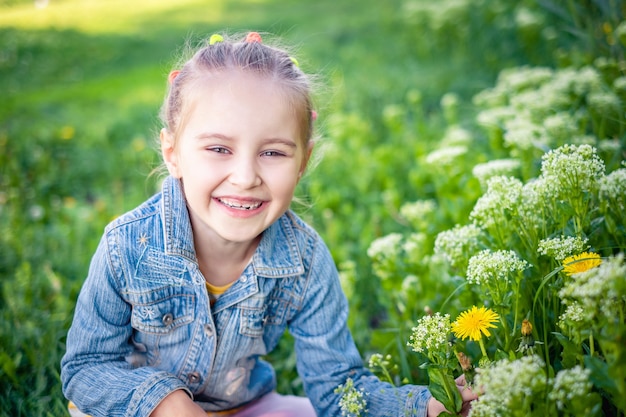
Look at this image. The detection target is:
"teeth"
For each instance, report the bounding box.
[218,198,262,210]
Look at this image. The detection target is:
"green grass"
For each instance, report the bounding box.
[2,0,619,415]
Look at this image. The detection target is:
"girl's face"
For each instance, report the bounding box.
[161,71,310,248]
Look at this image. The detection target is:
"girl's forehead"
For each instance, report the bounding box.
[181,73,298,131]
[185,72,289,109]
[188,72,292,111]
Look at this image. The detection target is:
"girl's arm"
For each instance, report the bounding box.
[61,236,189,417]
[150,390,207,417]
[289,238,432,416]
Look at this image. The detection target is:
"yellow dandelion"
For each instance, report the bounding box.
[562,252,602,276]
[452,306,499,342]
[60,125,75,140]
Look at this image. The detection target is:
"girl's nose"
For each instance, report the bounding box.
[228,156,262,189]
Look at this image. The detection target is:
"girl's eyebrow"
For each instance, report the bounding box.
[260,138,298,148]
[196,133,297,148]
[195,132,231,141]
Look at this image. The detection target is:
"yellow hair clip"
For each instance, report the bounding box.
[209,34,224,45]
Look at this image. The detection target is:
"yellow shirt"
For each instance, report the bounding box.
[205,281,235,305]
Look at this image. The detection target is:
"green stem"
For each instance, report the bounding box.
[589,332,595,357]
[513,278,521,339]
[542,291,550,367]
[381,366,393,385]
[478,338,488,358]
[440,370,457,413]
[499,313,511,351]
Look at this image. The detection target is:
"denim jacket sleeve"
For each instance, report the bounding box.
[60,234,190,417]
[289,231,432,417]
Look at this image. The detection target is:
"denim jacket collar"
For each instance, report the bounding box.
[160,176,305,279]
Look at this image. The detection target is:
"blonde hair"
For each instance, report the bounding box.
[159,33,315,158]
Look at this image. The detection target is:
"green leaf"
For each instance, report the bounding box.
[585,355,618,398]
[428,368,462,414]
[553,332,579,369]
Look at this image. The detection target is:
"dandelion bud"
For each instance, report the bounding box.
[517,319,543,355]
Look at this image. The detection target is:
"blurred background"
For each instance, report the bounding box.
[1,0,624,415]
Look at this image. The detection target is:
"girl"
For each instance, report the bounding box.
[61,32,476,417]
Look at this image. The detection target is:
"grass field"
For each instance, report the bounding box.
[1,0,625,415]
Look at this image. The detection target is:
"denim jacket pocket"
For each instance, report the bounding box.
[134,247,188,286]
[130,290,195,335]
[239,305,266,338]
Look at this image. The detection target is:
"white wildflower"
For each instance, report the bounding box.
[599,168,626,212]
[434,224,484,270]
[587,90,621,115]
[403,232,427,261]
[497,66,553,93]
[469,355,547,417]
[613,76,626,92]
[408,312,451,354]
[367,233,403,260]
[558,254,626,327]
[335,378,367,417]
[441,125,473,146]
[425,145,468,167]
[470,176,523,228]
[543,112,581,144]
[503,117,548,151]
[540,144,605,198]
[570,66,603,96]
[472,159,521,189]
[538,235,589,261]
[466,249,531,286]
[549,366,593,411]
[558,302,587,327]
[399,199,437,230]
[517,178,548,229]
[476,106,516,130]
[473,88,507,108]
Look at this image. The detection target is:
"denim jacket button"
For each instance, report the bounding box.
[240,276,248,283]
[204,323,214,336]
[188,372,201,384]
[162,313,173,326]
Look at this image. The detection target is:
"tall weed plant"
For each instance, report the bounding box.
[337,1,626,416]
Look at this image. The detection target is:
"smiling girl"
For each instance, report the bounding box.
[61,32,476,417]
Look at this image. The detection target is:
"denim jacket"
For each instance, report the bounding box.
[61,176,431,417]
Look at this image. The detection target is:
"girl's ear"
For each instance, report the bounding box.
[160,128,182,178]
[298,141,315,179]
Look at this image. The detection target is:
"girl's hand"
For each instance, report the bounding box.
[150,390,207,417]
[426,375,478,417]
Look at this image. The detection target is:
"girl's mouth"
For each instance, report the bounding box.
[217,198,263,211]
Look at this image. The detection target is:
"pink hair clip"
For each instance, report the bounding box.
[168,70,180,85]
[311,110,318,121]
[245,32,262,43]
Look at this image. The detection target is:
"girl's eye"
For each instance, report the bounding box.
[261,150,285,157]
[208,146,230,154]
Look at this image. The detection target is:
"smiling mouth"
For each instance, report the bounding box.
[217,198,263,210]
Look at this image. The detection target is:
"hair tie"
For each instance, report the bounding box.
[209,34,224,45]
[311,110,318,121]
[245,32,262,43]
[168,70,180,85]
